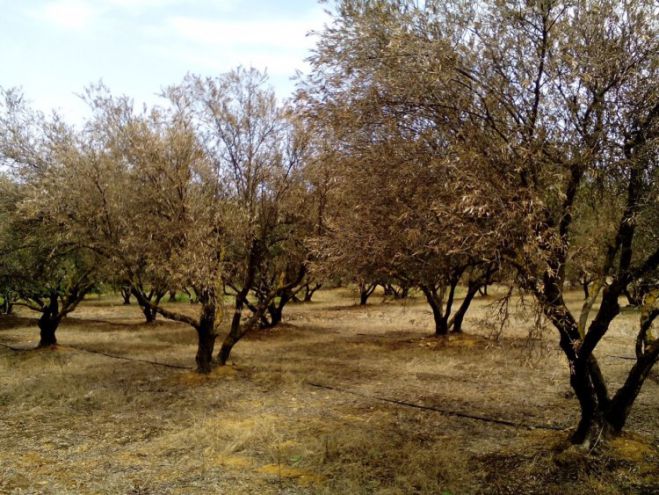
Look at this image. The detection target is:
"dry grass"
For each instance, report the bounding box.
[0,288,657,494]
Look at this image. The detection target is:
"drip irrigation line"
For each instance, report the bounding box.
[66,345,194,370]
[0,340,193,370]
[606,355,637,361]
[306,381,567,431]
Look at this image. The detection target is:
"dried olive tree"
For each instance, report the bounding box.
[81,92,229,373]
[0,90,102,345]
[300,2,498,334]
[308,0,658,443]
[172,68,310,364]
[451,0,659,445]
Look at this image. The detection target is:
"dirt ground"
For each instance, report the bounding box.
[0,288,657,494]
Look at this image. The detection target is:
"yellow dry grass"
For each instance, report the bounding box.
[0,287,657,494]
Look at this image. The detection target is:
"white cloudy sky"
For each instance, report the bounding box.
[0,0,330,121]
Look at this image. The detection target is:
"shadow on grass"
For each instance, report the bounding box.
[0,315,37,331]
[63,317,178,331]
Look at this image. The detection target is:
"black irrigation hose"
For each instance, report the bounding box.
[0,340,582,431]
[0,340,193,370]
[306,381,567,431]
[66,345,194,370]
[606,355,637,361]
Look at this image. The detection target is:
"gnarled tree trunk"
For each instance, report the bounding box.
[303,282,321,303]
[217,299,263,365]
[1,291,14,315]
[37,294,61,347]
[543,282,658,446]
[420,282,457,337]
[265,300,284,328]
[450,284,479,333]
[218,240,261,365]
[142,304,157,324]
[120,286,131,305]
[132,286,165,324]
[358,281,377,305]
[195,301,217,374]
[38,314,60,347]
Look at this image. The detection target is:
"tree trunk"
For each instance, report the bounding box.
[569,358,607,445]
[38,314,60,347]
[184,288,199,304]
[195,322,216,374]
[218,294,264,365]
[1,297,13,315]
[303,283,321,302]
[359,282,376,305]
[120,287,131,305]
[131,287,160,323]
[541,292,644,446]
[169,290,177,302]
[450,285,479,333]
[1,292,13,314]
[217,335,236,366]
[217,281,250,364]
[268,304,283,327]
[133,288,166,323]
[435,317,449,336]
[392,285,410,299]
[275,291,293,326]
[142,304,157,324]
[217,239,261,365]
[37,293,61,347]
[582,281,590,300]
[217,298,249,365]
[624,287,642,307]
[565,355,649,446]
[605,339,659,433]
[421,285,449,336]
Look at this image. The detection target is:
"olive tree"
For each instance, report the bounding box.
[451,0,659,445]
[171,68,310,364]
[0,90,102,345]
[308,0,658,444]
[78,91,229,373]
[300,3,497,334]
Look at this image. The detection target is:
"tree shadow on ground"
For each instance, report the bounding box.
[0,315,36,331]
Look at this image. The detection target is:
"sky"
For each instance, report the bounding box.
[0,0,330,122]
